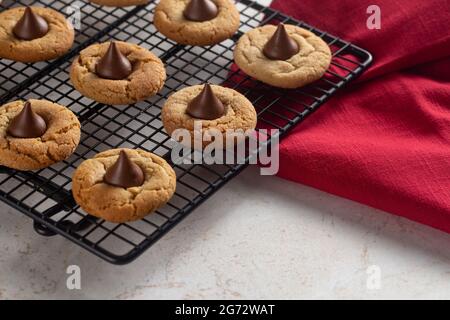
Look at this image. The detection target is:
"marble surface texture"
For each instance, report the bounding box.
[1,166,450,299]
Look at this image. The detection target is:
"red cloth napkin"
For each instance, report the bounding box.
[268,0,450,232]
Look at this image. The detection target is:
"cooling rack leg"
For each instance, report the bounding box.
[33,221,58,237]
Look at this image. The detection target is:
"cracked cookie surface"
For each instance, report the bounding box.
[154,0,240,46]
[89,0,149,6]
[0,99,81,171]
[70,41,166,105]
[162,84,257,149]
[72,148,177,223]
[234,24,332,88]
[0,7,74,62]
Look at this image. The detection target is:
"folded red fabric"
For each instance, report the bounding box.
[269,0,450,232]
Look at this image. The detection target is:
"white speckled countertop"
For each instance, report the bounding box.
[1,0,450,300]
[1,166,450,299]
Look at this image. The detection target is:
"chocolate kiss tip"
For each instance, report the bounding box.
[183,0,219,22]
[104,150,145,188]
[13,7,49,41]
[186,84,225,120]
[7,102,47,139]
[96,42,133,80]
[263,23,300,61]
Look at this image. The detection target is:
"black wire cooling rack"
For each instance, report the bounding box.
[0,0,372,264]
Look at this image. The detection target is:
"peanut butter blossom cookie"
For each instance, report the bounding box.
[88,0,149,6]
[72,149,176,223]
[234,24,332,88]
[0,7,74,62]
[162,84,257,149]
[0,99,81,171]
[70,41,166,105]
[154,0,240,46]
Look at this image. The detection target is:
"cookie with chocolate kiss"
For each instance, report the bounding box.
[0,99,81,171]
[72,148,177,223]
[70,41,166,105]
[162,84,257,149]
[234,24,332,88]
[0,7,74,62]
[154,0,240,46]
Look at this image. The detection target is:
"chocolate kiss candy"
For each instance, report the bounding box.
[186,84,225,120]
[263,23,300,61]
[183,0,219,22]
[96,42,133,80]
[104,150,145,188]
[7,102,47,138]
[13,7,49,41]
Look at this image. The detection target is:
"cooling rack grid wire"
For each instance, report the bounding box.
[0,0,372,264]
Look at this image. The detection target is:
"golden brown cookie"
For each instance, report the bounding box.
[0,7,74,63]
[154,0,240,46]
[70,41,166,105]
[0,99,81,171]
[234,24,332,88]
[162,84,257,149]
[88,0,149,6]
[72,148,177,223]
